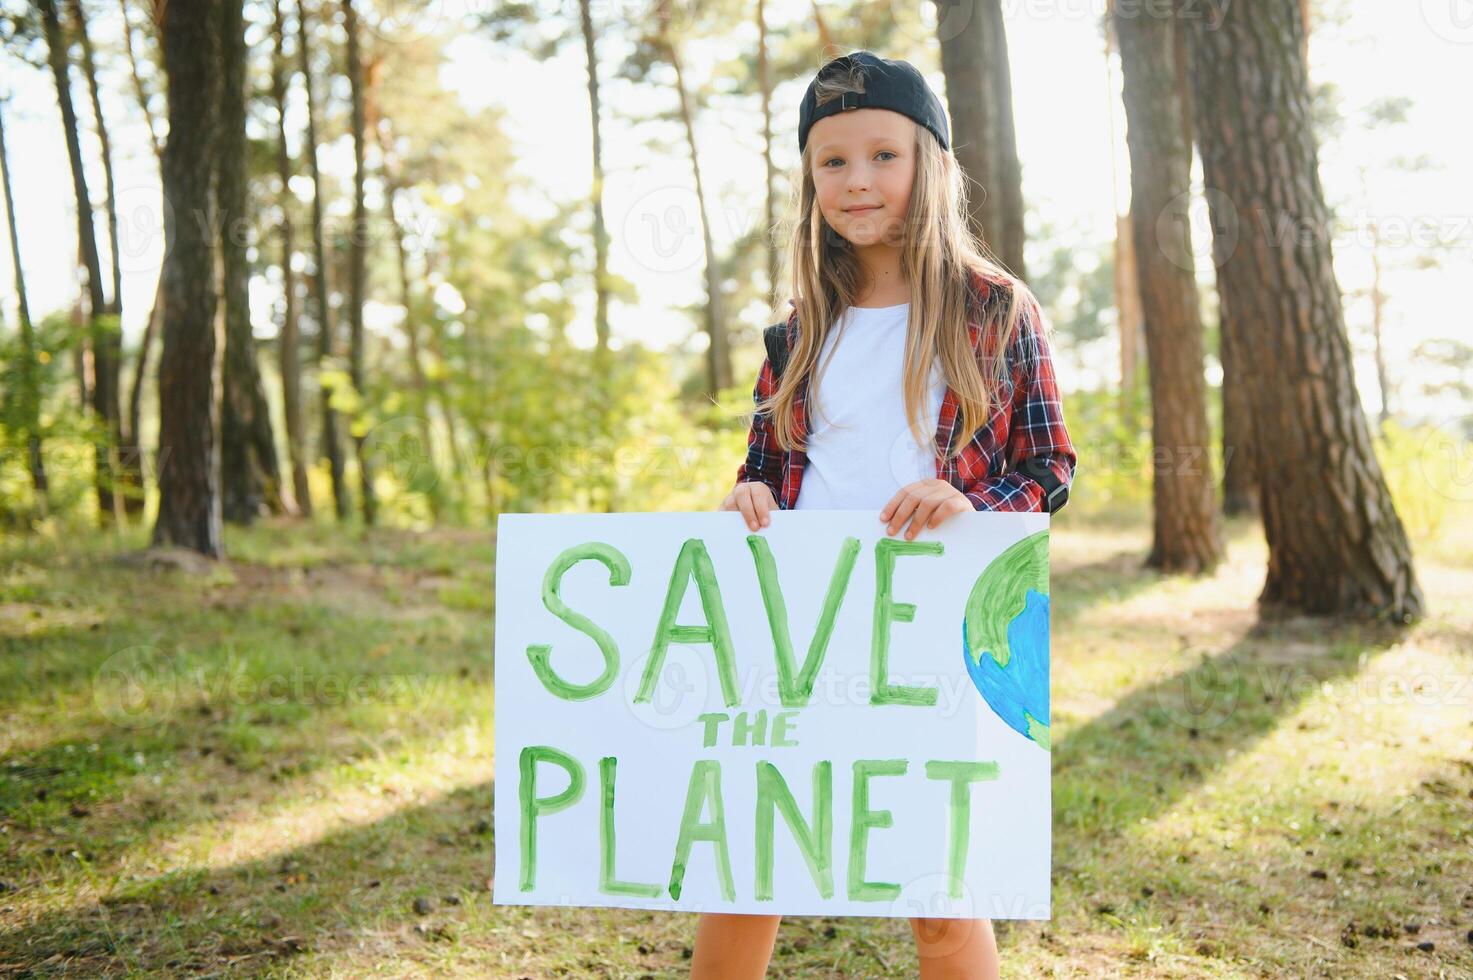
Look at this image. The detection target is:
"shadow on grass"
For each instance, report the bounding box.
[1051,613,1408,846]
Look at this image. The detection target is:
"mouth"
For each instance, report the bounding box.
[843,205,882,214]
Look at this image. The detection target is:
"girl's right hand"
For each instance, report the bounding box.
[719,482,776,531]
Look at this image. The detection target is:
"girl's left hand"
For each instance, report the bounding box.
[879,479,972,540]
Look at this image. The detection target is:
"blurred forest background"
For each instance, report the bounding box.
[0,0,1466,570]
[0,0,1471,975]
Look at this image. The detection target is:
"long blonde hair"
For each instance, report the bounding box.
[759,58,1043,462]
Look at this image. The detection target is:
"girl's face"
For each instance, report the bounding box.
[808,107,917,249]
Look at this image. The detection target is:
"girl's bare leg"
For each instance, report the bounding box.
[909,916,1000,980]
[689,912,783,980]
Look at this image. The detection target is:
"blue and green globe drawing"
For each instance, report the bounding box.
[961,530,1050,751]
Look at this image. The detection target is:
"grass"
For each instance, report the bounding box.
[0,508,1469,977]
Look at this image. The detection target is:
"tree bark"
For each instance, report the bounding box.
[1185,0,1423,621]
[298,0,350,519]
[659,13,731,398]
[578,0,616,513]
[0,99,49,518]
[151,0,224,557]
[118,0,163,162]
[40,0,122,526]
[272,0,311,516]
[935,0,1027,279]
[342,0,376,525]
[1114,1,1223,574]
[219,0,284,524]
[1219,311,1258,516]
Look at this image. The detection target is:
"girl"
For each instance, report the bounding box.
[709,51,1076,979]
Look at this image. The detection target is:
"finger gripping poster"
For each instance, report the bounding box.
[492,511,1052,919]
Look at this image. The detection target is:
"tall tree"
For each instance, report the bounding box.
[69,0,147,515]
[68,0,122,323]
[272,0,312,515]
[219,0,285,523]
[1114,1,1222,574]
[935,0,1027,279]
[39,0,121,524]
[654,0,731,398]
[1185,0,1422,620]
[298,0,350,519]
[341,0,376,524]
[577,0,617,511]
[0,96,49,516]
[120,0,165,514]
[151,0,224,556]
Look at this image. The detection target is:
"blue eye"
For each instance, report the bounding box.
[822,150,898,168]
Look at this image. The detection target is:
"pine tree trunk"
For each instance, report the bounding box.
[40,0,121,526]
[579,0,616,512]
[0,101,49,518]
[1219,315,1258,515]
[1114,2,1223,574]
[219,0,283,524]
[152,0,224,557]
[935,0,1027,278]
[341,0,376,525]
[273,0,311,516]
[298,0,350,519]
[1185,0,1423,621]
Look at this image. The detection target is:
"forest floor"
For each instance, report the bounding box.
[0,506,1469,978]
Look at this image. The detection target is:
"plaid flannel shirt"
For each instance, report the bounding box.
[734,270,1077,512]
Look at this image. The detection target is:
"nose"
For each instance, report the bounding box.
[845,162,871,194]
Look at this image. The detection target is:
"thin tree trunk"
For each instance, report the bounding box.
[0,99,49,518]
[341,0,376,525]
[657,3,730,397]
[69,0,122,317]
[1115,1,1222,574]
[1186,0,1422,621]
[273,0,311,516]
[40,0,121,526]
[578,0,615,512]
[151,0,224,557]
[1219,309,1258,516]
[219,0,283,524]
[935,0,1027,278]
[119,0,163,161]
[121,0,164,518]
[298,0,349,519]
[74,0,148,519]
[1368,221,1391,429]
[757,0,778,305]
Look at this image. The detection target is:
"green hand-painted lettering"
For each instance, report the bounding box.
[526,542,630,701]
[847,758,907,901]
[755,760,833,900]
[924,760,1001,898]
[598,757,662,897]
[518,745,585,891]
[871,538,944,706]
[668,760,735,901]
[747,534,861,707]
[637,538,740,708]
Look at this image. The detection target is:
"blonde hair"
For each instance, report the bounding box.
[760,58,1044,462]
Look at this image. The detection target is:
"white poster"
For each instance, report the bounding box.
[492,510,1052,919]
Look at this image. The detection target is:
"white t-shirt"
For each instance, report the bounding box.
[793,302,948,511]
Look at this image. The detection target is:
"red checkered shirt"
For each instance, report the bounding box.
[734,271,1077,512]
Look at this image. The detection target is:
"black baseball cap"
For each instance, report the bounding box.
[798,50,951,155]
